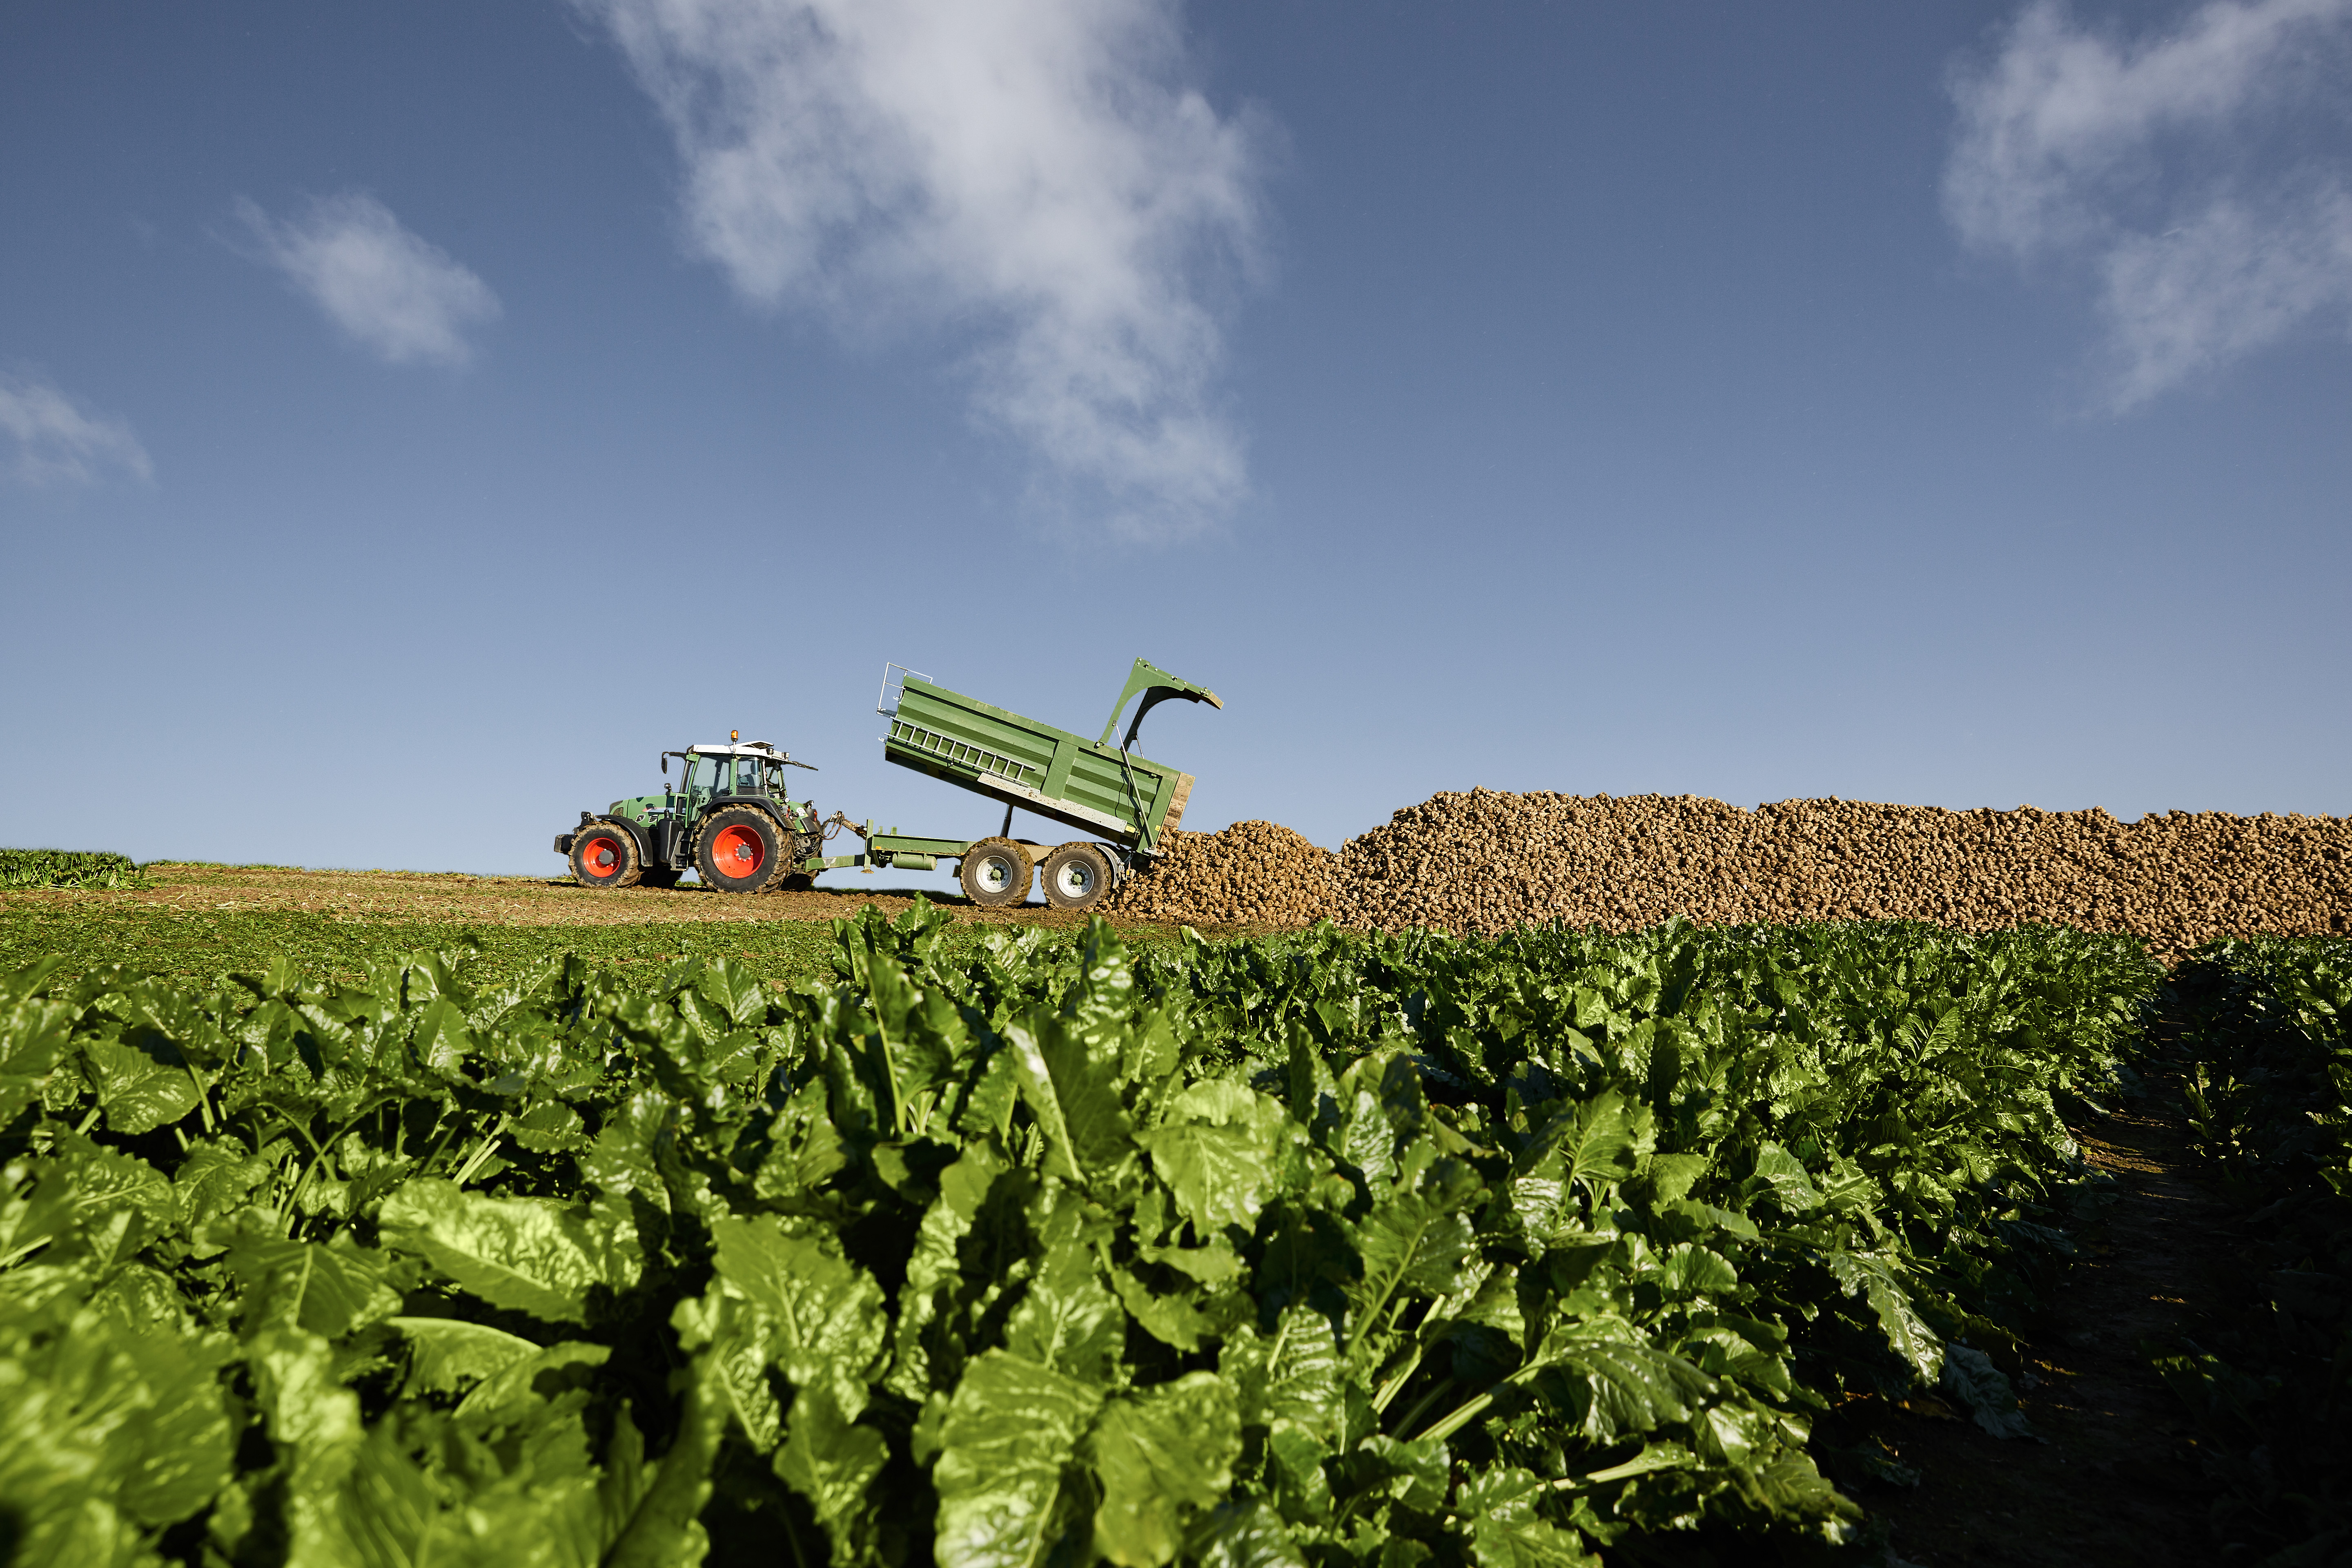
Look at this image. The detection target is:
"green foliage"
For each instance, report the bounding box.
[0,849,143,891]
[0,907,2157,1565]
[2165,935,2352,1562]
[0,906,869,992]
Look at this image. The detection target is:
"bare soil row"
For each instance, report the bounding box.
[1106,791,2352,955]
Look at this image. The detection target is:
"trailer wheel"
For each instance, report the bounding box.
[571,822,642,889]
[959,837,1033,908]
[1042,843,1113,911]
[697,807,785,894]
[639,868,683,890]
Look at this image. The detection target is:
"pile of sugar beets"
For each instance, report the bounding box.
[1108,791,2352,954]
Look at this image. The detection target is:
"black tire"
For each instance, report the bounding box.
[773,829,822,891]
[959,837,1033,908]
[696,806,786,894]
[570,822,642,889]
[639,868,683,890]
[1041,842,1113,911]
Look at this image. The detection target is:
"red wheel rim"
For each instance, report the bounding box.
[711,824,766,878]
[579,833,624,882]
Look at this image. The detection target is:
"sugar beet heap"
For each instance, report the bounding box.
[1107,791,2352,956]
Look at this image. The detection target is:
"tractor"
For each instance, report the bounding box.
[555,733,824,893]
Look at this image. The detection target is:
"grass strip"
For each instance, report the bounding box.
[0,902,1192,991]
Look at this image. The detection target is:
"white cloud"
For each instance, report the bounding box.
[238,193,502,368]
[1945,0,2352,409]
[0,369,152,486]
[577,0,1268,539]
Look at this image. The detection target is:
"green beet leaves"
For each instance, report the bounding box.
[0,902,2160,1564]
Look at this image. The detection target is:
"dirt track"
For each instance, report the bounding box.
[1825,1071,2236,1567]
[0,863,1128,931]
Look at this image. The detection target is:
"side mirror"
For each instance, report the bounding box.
[660,756,668,775]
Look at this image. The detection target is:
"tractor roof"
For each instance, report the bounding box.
[667,742,815,773]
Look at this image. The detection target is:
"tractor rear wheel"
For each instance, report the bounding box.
[697,807,785,894]
[959,837,1033,908]
[571,822,642,889]
[1042,843,1113,911]
[773,828,821,891]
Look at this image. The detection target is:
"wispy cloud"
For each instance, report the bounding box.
[237,193,502,368]
[0,368,152,486]
[577,0,1269,540]
[1945,0,2352,409]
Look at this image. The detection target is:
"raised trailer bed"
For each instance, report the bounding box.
[808,658,1221,910]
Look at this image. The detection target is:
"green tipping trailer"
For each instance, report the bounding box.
[813,658,1222,910]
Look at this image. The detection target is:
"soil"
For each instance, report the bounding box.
[0,863,1287,935]
[1830,1070,2233,1566]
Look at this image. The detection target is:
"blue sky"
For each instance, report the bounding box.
[4,0,2349,888]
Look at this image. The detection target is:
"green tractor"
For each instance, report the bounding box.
[556,734,824,893]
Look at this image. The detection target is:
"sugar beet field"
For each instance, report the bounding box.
[2,791,2348,1568]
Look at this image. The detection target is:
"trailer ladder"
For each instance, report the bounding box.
[876,664,931,719]
[886,718,1042,789]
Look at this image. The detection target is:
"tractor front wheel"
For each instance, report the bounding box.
[571,823,642,889]
[696,807,785,894]
[959,837,1033,909]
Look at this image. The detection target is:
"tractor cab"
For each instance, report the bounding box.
[667,740,819,826]
[679,745,804,806]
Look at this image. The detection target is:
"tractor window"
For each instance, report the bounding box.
[733,758,764,793]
